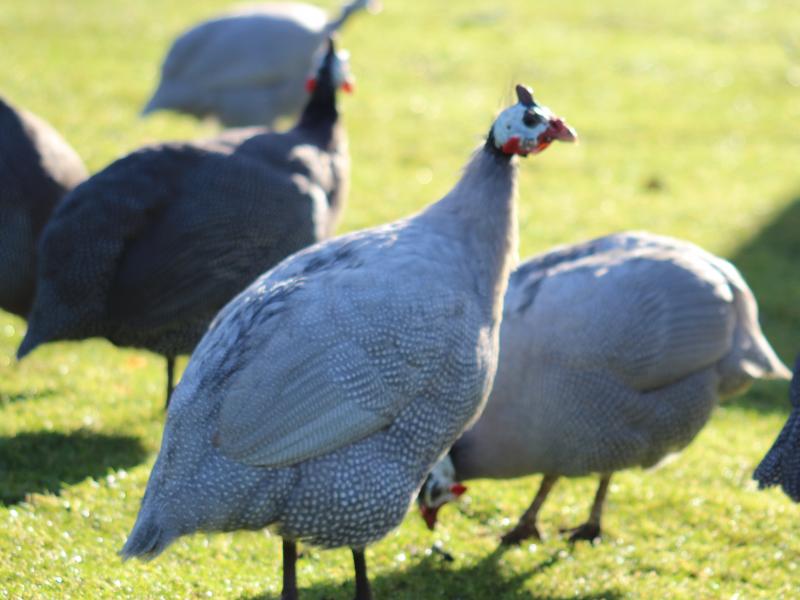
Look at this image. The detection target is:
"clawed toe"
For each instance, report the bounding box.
[500,523,542,546]
[560,523,601,543]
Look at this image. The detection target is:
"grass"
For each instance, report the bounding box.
[1,0,800,597]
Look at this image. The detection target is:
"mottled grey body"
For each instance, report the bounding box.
[18,61,348,362]
[122,144,518,557]
[143,0,375,127]
[754,356,800,501]
[0,96,86,317]
[451,231,789,481]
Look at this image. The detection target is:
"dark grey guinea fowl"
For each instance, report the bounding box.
[754,355,800,501]
[120,85,576,600]
[17,41,351,407]
[0,96,86,318]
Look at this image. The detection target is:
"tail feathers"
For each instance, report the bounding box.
[740,342,792,381]
[17,328,43,360]
[754,408,800,502]
[119,515,173,561]
[141,92,167,117]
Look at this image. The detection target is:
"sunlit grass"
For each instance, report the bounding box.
[1,0,799,597]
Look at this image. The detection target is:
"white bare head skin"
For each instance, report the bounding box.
[417,455,467,530]
[307,46,355,94]
[490,85,578,156]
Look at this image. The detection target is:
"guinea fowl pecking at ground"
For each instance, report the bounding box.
[0,95,87,318]
[142,0,379,128]
[17,41,352,407]
[419,231,790,544]
[754,355,800,502]
[120,85,576,600]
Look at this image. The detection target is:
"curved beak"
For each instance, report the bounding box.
[544,117,578,143]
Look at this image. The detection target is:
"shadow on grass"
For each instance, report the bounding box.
[242,547,622,600]
[0,430,147,505]
[727,192,800,415]
[0,387,58,405]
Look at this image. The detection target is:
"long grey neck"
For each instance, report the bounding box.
[419,142,519,320]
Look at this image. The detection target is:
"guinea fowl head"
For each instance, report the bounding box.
[305,39,354,95]
[417,456,467,530]
[488,84,577,157]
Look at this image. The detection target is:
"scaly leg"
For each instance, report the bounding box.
[281,539,298,600]
[561,473,611,543]
[352,548,372,600]
[164,355,176,409]
[501,474,559,545]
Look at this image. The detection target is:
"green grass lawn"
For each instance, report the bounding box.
[2,0,800,597]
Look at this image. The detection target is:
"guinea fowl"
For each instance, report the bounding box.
[0,95,87,318]
[754,356,800,502]
[142,0,378,128]
[419,231,790,544]
[120,85,576,599]
[17,41,352,406]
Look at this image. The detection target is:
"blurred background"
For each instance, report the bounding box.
[0,1,799,597]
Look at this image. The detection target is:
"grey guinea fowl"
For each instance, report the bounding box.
[120,85,576,600]
[17,41,353,407]
[142,0,379,128]
[0,95,87,318]
[754,355,800,502]
[419,231,790,544]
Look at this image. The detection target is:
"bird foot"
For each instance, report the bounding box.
[500,522,542,546]
[560,522,601,543]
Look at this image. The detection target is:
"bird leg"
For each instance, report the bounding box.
[281,539,298,600]
[501,474,558,545]
[560,473,611,543]
[352,548,373,600]
[165,355,176,409]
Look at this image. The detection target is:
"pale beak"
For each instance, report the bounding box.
[544,117,578,143]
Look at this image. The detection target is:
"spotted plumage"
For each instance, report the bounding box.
[754,356,800,501]
[121,87,576,598]
[420,231,790,543]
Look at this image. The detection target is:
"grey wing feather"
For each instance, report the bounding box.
[211,253,460,467]
[509,248,736,391]
[108,162,321,326]
[217,333,399,467]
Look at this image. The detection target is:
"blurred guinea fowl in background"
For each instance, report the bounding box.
[0,95,87,319]
[120,86,576,600]
[142,0,380,127]
[17,41,353,407]
[419,231,790,544]
[754,356,800,502]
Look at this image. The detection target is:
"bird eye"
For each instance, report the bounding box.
[430,484,442,500]
[523,111,541,127]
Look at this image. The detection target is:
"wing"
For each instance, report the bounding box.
[107,158,326,328]
[206,254,474,467]
[163,14,322,89]
[510,248,737,392]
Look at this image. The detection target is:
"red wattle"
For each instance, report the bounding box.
[450,483,467,497]
[501,136,527,156]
